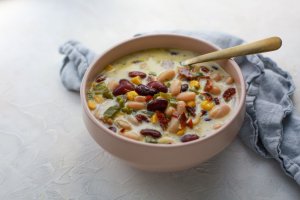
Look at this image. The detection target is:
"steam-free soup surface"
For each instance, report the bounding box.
[87,49,237,144]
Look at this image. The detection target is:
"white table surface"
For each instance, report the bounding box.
[0,0,300,199]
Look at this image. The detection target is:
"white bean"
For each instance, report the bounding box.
[170,79,181,96]
[211,73,222,82]
[126,115,139,125]
[158,137,175,144]
[176,92,196,102]
[192,115,201,125]
[210,86,221,95]
[134,96,146,102]
[126,101,146,110]
[107,79,119,91]
[213,123,222,129]
[167,117,180,133]
[176,101,186,115]
[209,104,231,119]
[226,77,234,84]
[121,131,141,141]
[115,119,132,130]
[165,106,176,116]
[157,69,176,82]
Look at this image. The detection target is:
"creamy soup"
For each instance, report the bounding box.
[87,49,237,144]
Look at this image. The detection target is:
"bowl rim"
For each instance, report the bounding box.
[80,33,246,148]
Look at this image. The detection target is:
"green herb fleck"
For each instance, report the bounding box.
[116,96,125,107]
[149,71,157,76]
[145,136,158,143]
[87,90,94,100]
[169,98,177,107]
[94,82,113,99]
[121,106,133,114]
[103,105,120,119]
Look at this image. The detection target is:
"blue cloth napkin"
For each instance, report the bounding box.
[59,31,300,185]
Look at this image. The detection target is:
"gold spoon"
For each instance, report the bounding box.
[181,36,282,66]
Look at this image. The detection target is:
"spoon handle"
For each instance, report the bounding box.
[181,36,282,66]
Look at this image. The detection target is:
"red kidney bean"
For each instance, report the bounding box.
[128,71,147,78]
[147,81,168,93]
[201,66,210,73]
[135,114,149,122]
[200,110,207,116]
[213,97,220,105]
[140,129,162,138]
[113,79,135,96]
[186,106,196,117]
[156,111,169,130]
[181,84,189,92]
[147,99,168,112]
[223,88,236,101]
[95,74,106,83]
[204,79,213,92]
[180,134,199,142]
[135,84,158,96]
[108,126,117,132]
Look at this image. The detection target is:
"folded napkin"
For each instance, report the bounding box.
[59,31,300,185]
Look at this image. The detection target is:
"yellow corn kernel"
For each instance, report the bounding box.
[151,113,158,124]
[189,80,200,89]
[94,95,104,103]
[176,128,186,136]
[88,100,97,110]
[126,91,138,101]
[201,100,215,111]
[104,65,113,71]
[131,76,142,85]
[187,101,196,107]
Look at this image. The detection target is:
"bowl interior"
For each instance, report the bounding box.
[81,33,245,147]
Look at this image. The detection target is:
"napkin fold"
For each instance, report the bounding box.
[59,31,300,185]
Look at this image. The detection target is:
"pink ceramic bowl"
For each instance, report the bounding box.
[80,34,246,172]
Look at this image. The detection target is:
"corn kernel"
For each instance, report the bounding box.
[151,113,158,124]
[104,65,113,71]
[189,80,200,89]
[131,76,142,85]
[201,100,214,111]
[176,128,185,136]
[94,95,104,103]
[88,100,97,110]
[126,91,138,101]
[187,101,196,107]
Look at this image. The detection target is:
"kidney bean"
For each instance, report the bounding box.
[156,111,169,130]
[113,79,135,96]
[128,71,147,78]
[140,129,162,138]
[204,79,213,92]
[180,134,199,142]
[147,99,168,112]
[186,106,196,117]
[223,88,236,101]
[213,97,220,105]
[226,77,234,84]
[135,84,158,96]
[135,114,149,122]
[181,84,189,92]
[209,104,231,119]
[201,66,210,73]
[108,126,117,132]
[147,81,168,93]
[95,74,106,83]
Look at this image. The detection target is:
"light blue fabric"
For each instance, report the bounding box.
[59,31,300,185]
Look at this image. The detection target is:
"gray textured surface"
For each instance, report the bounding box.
[0,0,300,199]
